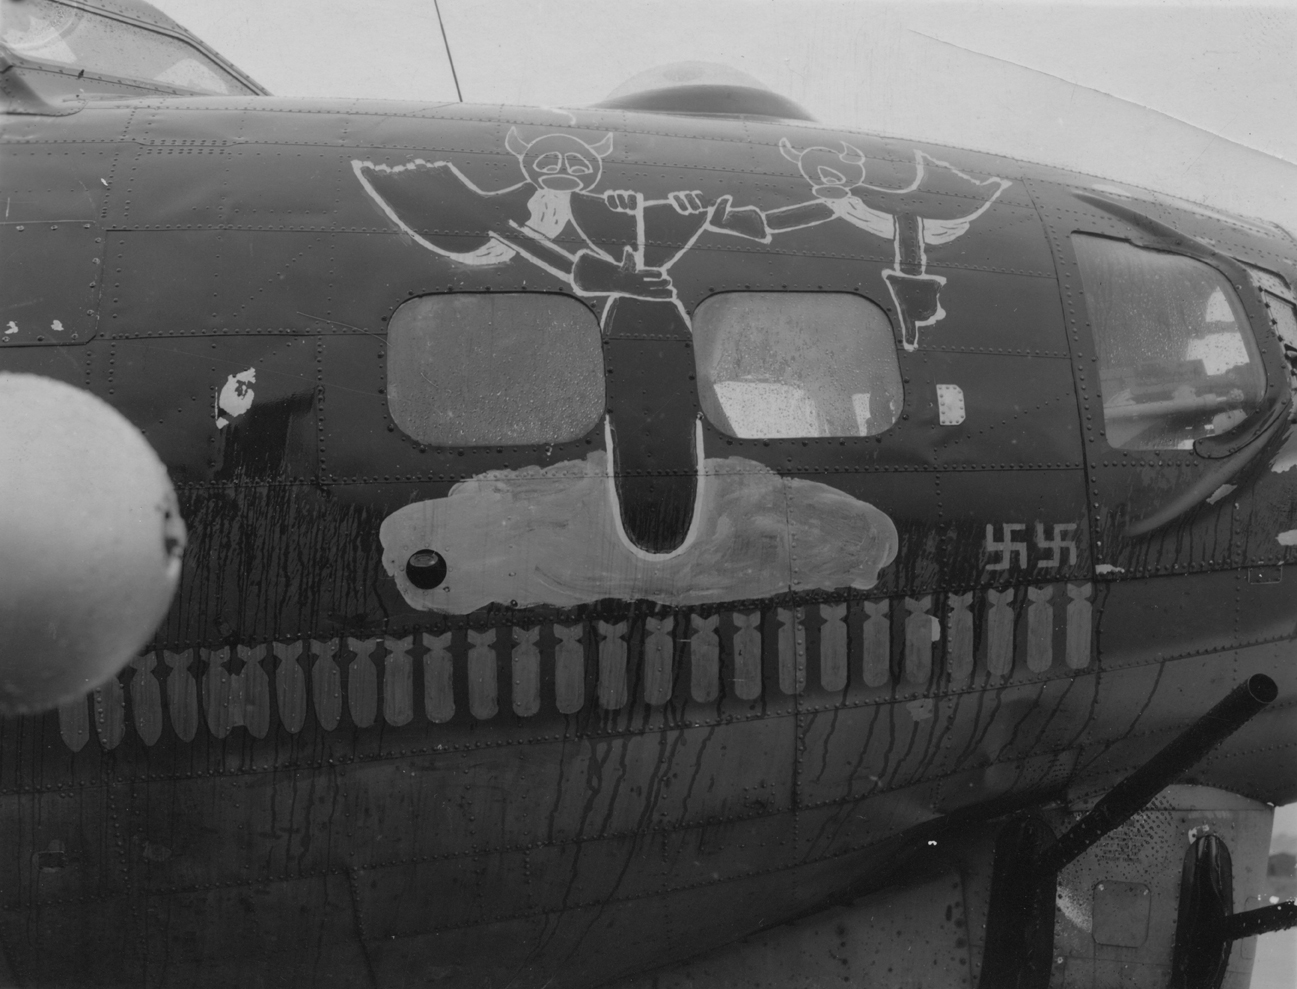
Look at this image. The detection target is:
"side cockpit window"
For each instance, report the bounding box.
[1072,234,1266,450]
[1,0,251,95]
[387,293,605,446]
[692,292,903,439]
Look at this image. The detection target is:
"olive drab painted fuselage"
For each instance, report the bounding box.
[2,95,1297,987]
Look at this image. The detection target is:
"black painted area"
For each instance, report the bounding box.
[217,391,315,479]
[1170,835,1234,989]
[603,297,700,553]
[978,816,1057,989]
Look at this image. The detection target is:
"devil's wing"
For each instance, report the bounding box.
[836,197,896,239]
[353,159,533,264]
[914,154,1012,242]
[849,151,1011,242]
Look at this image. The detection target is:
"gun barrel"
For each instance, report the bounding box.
[1040,674,1277,874]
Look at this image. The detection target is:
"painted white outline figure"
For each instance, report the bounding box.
[353,129,774,557]
[353,128,771,323]
[770,140,1011,350]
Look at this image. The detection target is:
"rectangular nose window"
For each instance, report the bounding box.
[1072,234,1266,450]
[692,292,903,439]
[387,293,605,446]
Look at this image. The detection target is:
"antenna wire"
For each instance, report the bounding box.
[433,0,463,102]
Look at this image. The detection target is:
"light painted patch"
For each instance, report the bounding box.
[1095,563,1125,575]
[4,321,17,335]
[1277,530,1297,546]
[215,368,256,429]
[1207,483,1236,505]
[1275,455,1297,473]
[1270,432,1297,473]
[1273,453,1297,473]
[379,450,898,614]
[50,320,64,332]
[905,698,934,722]
[936,384,965,425]
[1056,883,1093,933]
[1188,824,1213,843]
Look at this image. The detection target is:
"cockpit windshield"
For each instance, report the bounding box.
[1073,234,1267,451]
[0,0,255,96]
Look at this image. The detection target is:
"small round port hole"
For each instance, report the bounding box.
[406,549,447,590]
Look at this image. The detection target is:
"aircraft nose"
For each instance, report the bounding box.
[0,373,185,715]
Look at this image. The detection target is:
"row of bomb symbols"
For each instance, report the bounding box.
[55,584,1092,751]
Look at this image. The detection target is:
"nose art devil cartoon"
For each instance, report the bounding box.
[349,131,962,613]
[768,139,1011,350]
[353,129,774,555]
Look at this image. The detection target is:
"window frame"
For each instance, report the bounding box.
[384,290,608,450]
[1070,232,1269,454]
[1061,198,1290,461]
[0,0,264,97]
[687,289,906,443]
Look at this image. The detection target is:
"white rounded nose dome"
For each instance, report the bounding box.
[0,373,185,715]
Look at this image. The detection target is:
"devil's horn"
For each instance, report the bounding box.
[505,127,531,158]
[840,142,866,165]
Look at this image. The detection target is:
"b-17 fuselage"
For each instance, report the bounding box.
[3,5,1297,986]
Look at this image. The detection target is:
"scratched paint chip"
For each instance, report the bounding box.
[905,698,934,722]
[1274,452,1297,474]
[1095,563,1125,575]
[215,367,256,428]
[1270,432,1297,473]
[1276,530,1297,547]
[1206,484,1236,505]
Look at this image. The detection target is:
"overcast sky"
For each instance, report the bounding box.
[152,0,1297,236]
